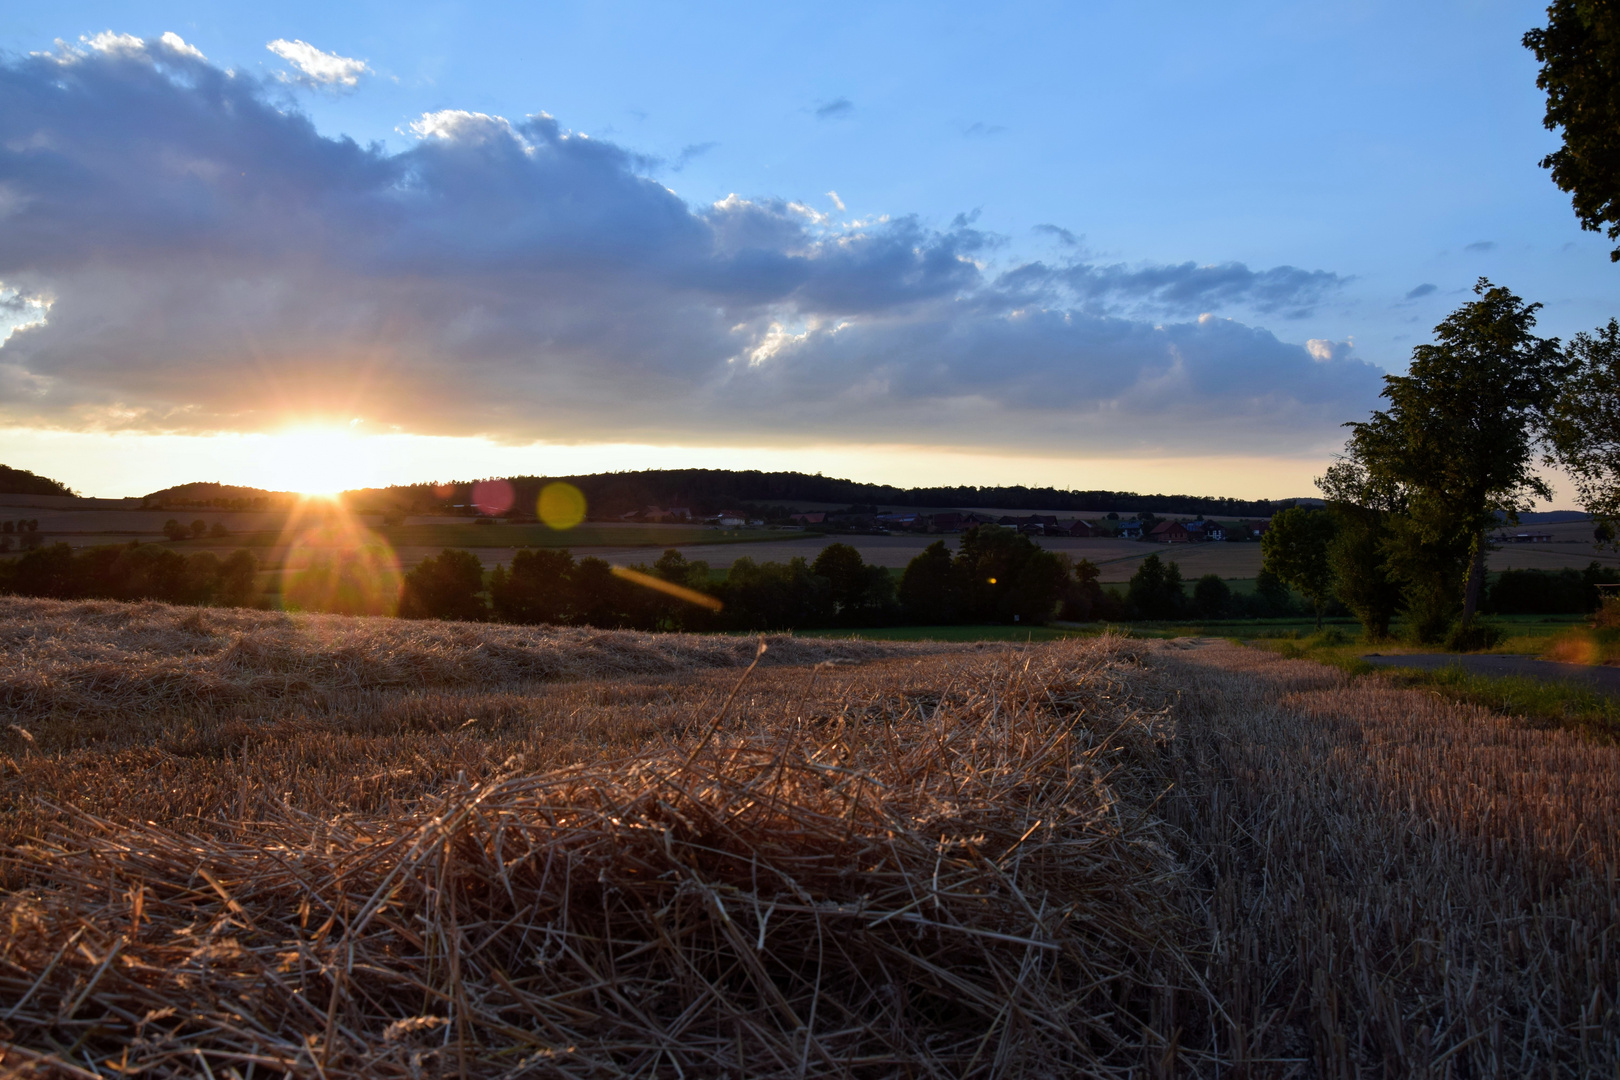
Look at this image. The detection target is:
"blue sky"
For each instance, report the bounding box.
[0,1,1612,498]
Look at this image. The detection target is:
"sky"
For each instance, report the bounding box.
[0,0,1614,500]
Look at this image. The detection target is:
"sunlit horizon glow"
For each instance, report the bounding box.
[0,426,1584,510]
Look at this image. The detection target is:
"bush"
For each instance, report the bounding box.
[1443,619,1505,652]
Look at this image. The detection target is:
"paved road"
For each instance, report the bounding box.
[1362,653,1620,696]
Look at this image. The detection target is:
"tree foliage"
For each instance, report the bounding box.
[1543,319,1620,543]
[400,548,489,622]
[1343,280,1564,636]
[1125,554,1184,620]
[1317,460,1404,640]
[1525,2,1620,259]
[1262,507,1338,629]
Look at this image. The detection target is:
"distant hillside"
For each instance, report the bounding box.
[343,468,1293,520]
[0,464,74,497]
[144,482,296,510]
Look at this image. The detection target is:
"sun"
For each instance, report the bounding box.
[255,426,372,495]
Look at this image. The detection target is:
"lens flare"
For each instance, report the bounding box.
[472,478,515,516]
[277,496,402,616]
[610,565,723,611]
[539,482,587,530]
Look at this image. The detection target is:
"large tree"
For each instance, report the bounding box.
[1542,319,1620,542]
[1525,3,1620,259]
[1317,459,1405,640]
[1345,281,1565,636]
[1260,507,1337,629]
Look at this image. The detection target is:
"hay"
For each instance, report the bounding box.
[0,639,1200,1078]
[0,597,958,725]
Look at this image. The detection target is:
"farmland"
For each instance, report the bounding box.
[8,496,1616,585]
[0,599,1615,1076]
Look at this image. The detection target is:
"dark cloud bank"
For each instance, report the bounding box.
[0,34,1384,454]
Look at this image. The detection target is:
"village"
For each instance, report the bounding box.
[621,503,1273,541]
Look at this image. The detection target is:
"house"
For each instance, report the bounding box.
[876,512,924,531]
[929,512,965,532]
[1066,519,1099,537]
[788,512,827,525]
[998,514,1060,535]
[1150,520,1192,543]
[1116,519,1144,539]
[1183,519,1226,543]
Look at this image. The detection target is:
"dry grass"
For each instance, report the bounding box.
[1,603,1617,1076]
[1156,639,1620,1077]
[1,608,1200,1078]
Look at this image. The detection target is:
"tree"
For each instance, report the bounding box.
[1261,507,1337,629]
[490,549,576,625]
[401,549,489,622]
[954,525,1067,623]
[1060,557,1107,621]
[812,542,895,624]
[1191,574,1231,619]
[1317,460,1404,640]
[216,550,260,607]
[189,519,208,539]
[1344,281,1565,637]
[1125,554,1184,620]
[162,519,188,541]
[1542,319,1620,542]
[899,541,961,623]
[1525,4,1620,259]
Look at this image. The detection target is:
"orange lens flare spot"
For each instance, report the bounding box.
[987,577,997,584]
[538,482,587,530]
[611,565,723,611]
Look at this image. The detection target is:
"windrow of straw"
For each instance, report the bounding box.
[0,597,953,727]
[0,638,1204,1078]
[1155,639,1620,1078]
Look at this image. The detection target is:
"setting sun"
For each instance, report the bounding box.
[251,427,374,495]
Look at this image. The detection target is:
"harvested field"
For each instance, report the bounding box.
[0,604,1617,1076]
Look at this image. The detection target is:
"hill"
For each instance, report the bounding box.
[0,464,73,497]
[143,481,298,509]
[344,468,1293,519]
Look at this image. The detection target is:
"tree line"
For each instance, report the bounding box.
[344,470,1293,522]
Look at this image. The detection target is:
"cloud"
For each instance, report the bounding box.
[0,35,1384,457]
[826,191,845,212]
[1033,224,1080,248]
[1004,259,1347,319]
[814,97,853,120]
[1464,240,1496,253]
[671,141,717,171]
[1404,283,1437,300]
[266,38,371,87]
[962,121,1006,137]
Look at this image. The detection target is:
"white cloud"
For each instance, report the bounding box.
[158,32,205,60]
[266,38,370,87]
[827,190,846,212]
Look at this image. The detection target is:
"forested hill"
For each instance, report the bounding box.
[348,469,1291,519]
[0,465,74,497]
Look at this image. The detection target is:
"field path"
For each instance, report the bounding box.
[1362,649,1620,695]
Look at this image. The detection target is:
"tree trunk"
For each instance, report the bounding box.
[1461,530,1487,625]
